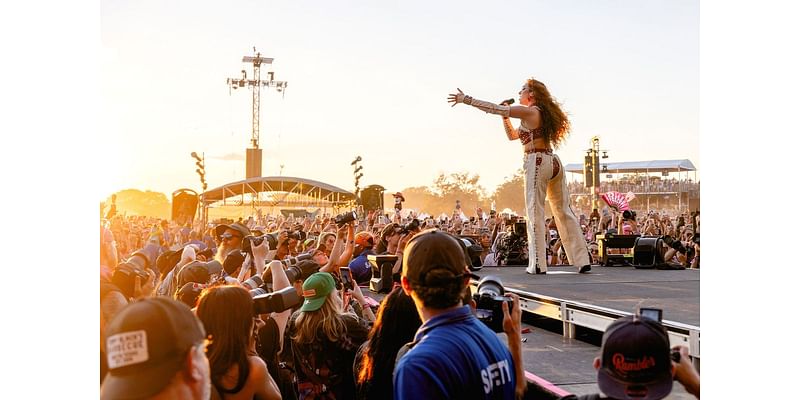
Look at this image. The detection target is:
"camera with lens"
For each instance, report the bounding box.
[112,252,151,299]
[288,230,307,241]
[261,255,319,285]
[457,236,484,271]
[622,210,637,221]
[496,221,528,266]
[242,234,279,255]
[252,286,302,315]
[196,247,214,260]
[472,275,514,333]
[399,218,420,234]
[334,211,358,227]
[670,239,687,253]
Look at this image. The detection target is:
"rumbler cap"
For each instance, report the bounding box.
[597,315,674,400]
[101,297,206,400]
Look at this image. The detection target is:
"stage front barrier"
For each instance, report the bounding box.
[469,280,701,372]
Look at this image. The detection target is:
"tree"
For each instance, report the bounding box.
[492,169,526,214]
[103,189,171,218]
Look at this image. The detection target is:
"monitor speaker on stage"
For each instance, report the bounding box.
[633,236,664,269]
[367,254,396,293]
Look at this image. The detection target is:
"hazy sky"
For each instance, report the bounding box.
[100,0,699,200]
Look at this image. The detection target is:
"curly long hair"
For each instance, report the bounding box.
[195,285,253,394]
[527,78,571,149]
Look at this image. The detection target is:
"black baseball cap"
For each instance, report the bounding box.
[214,222,251,240]
[402,229,479,286]
[100,297,206,399]
[597,315,674,400]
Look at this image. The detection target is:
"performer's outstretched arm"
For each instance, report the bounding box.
[448,88,537,139]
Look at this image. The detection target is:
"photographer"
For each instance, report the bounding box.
[374,223,401,255]
[214,222,251,264]
[275,224,306,261]
[192,230,283,400]
[390,219,422,275]
[286,272,370,399]
[102,250,159,323]
[196,284,282,400]
[348,232,377,285]
[663,234,696,269]
[557,314,700,400]
[319,221,355,274]
[394,229,516,400]
[253,248,298,399]
[618,210,639,235]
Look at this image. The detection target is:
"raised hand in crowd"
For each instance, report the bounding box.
[348,279,376,322]
[502,293,527,400]
[321,222,351,273]
[133,268,157,300]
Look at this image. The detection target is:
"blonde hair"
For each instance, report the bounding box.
[292,292,350,344]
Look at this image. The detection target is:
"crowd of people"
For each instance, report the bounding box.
[567,177,700,196]
[100,203,700,399]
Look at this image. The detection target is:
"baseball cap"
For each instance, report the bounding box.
[177,260,222,287]
[380,223,400,240]
[597,315,674,400]
[175,282,206,308]
[402,229,478,287]
[101,297,206,400]
[354,232,375,249]
[214,222,251,240]
[300,272,336,312]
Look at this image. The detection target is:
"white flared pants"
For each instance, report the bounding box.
[523,151,589,273]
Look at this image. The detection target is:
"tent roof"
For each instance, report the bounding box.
[563,159,696,174]
[202,176,355,204]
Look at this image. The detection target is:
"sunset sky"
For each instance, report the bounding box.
[99,0,698,200]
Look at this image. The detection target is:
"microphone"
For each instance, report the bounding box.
[500,98,515,105]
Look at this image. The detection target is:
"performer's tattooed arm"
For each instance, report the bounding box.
[502,116,519,141]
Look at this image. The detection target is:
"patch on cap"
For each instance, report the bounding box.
[106,330,149,369]
[303,289,317,297]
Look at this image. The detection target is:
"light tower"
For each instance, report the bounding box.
[226,47,288,178]
[583,136,609,210]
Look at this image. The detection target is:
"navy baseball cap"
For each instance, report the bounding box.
[597,315,674,400]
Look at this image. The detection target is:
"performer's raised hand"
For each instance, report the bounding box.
[447,88,465,107]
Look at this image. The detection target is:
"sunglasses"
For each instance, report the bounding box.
[221,233,241,241]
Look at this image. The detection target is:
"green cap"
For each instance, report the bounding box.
[300,272,336,312]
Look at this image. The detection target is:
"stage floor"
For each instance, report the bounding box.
[473,265,700,327]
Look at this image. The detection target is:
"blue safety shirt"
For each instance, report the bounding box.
[393,305,516,400]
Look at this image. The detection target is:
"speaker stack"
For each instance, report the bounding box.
[172,189,199,226]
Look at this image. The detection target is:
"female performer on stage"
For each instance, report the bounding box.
[448,78,590,275]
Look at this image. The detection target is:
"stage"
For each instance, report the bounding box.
[473,264,699,326]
